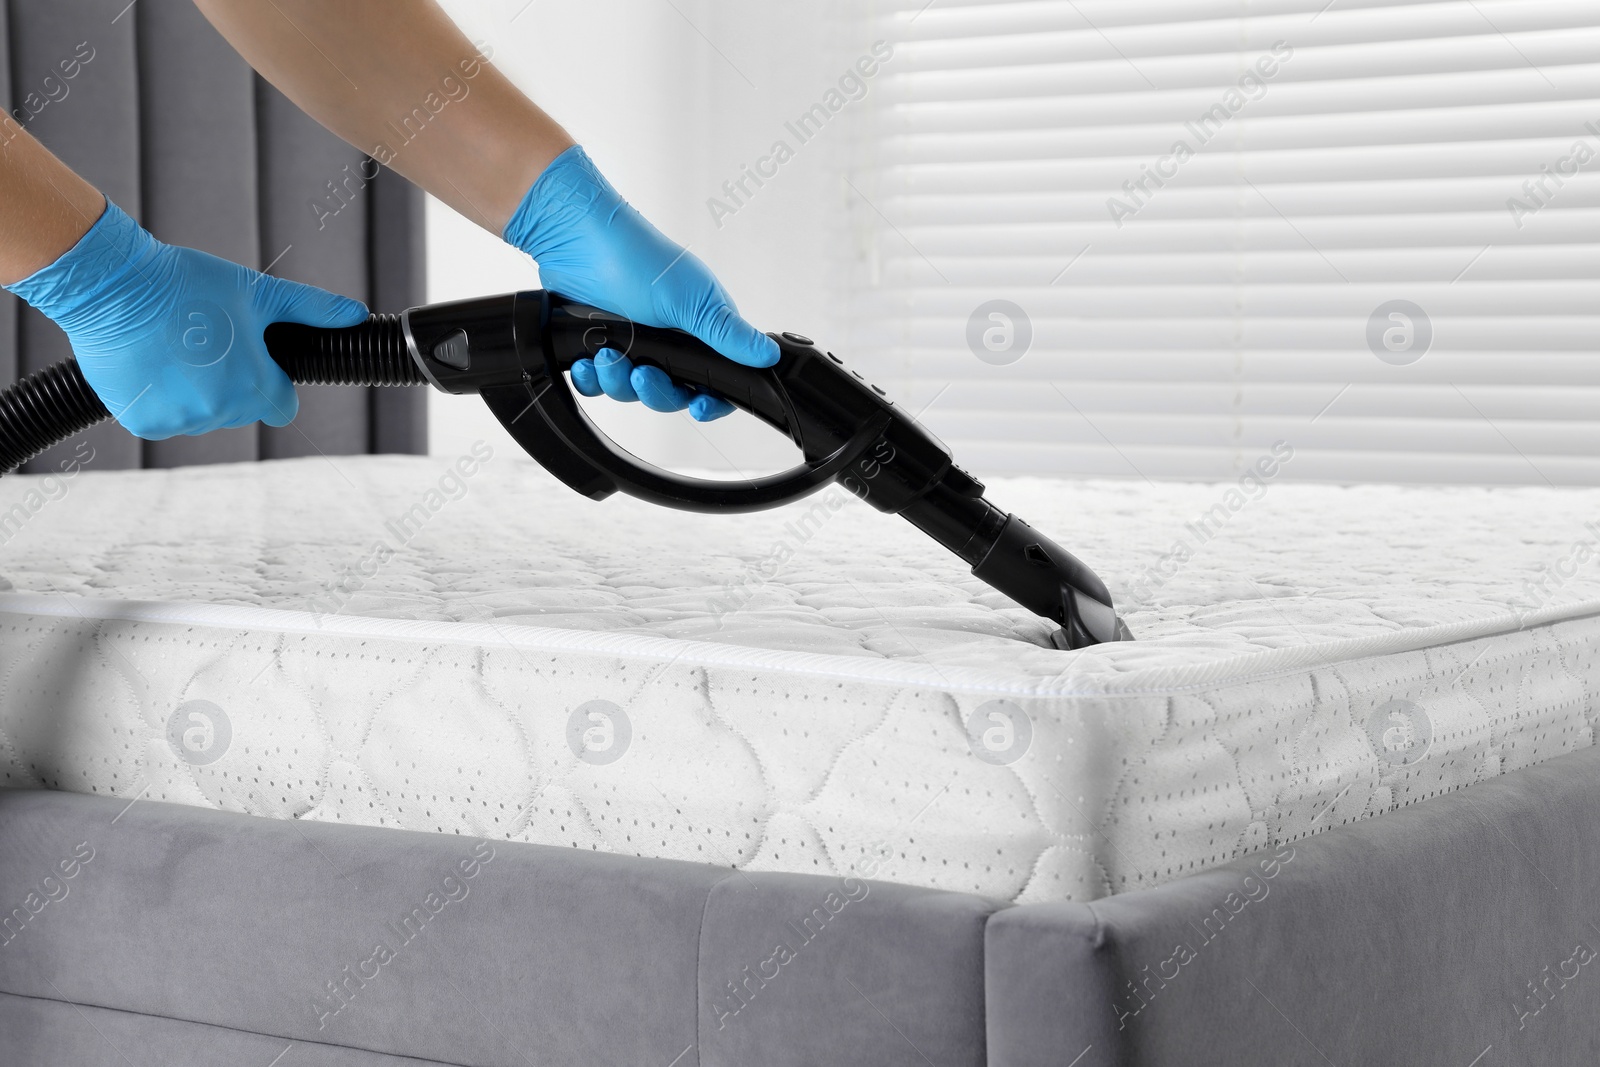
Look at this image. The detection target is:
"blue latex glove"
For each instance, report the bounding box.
[502,145,776,423]
[3,198,368,440]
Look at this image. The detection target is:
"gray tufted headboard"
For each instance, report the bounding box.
[0,0,427,473]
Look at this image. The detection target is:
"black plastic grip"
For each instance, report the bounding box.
[405,291,906,514]
[532,293,957,516]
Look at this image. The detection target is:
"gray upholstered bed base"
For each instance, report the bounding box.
[5,744,1600,1066]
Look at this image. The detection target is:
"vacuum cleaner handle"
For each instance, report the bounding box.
[397,290,905,514]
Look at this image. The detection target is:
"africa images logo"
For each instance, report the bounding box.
[174,301,235,367]
[965,699,1033,766]
[567,699,631,765]
[1366,300,1432,366]
[1364,699,1431,767]
[166,699,232,766]
[966,300,1033,366]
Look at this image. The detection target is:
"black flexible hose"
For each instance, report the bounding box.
[263,314,422,387]
[0,314,420,475]
[0,360,111,475]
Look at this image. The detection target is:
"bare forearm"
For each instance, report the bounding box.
[0,119,105,286]
[193,0,573,234]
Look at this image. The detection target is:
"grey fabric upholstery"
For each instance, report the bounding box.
[0,788,999,1067]
[0,7,11,393]
[6,0,141,473]
[695,870,998,1067]
[0,789,709,1065]
[135,0,261,468]
[0,992,467,1066]
[0,0,426,471]
[986,742,1600,1066]
[13,742,1600,1064]
[255,79,373,462]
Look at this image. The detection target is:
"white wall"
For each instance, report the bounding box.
[427,0,861,475]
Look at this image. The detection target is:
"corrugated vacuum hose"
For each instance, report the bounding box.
[0,315,422,474]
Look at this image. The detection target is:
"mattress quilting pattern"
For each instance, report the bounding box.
[0,454,1595,903]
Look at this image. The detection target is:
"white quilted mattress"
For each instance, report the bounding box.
[2,451,1597,904]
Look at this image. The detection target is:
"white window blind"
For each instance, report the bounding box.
[845,0,1600,484]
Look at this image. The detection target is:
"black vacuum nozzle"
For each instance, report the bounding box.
[893,467,1131,650]
[0,289,1132,649]
[970,509,1133,650]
